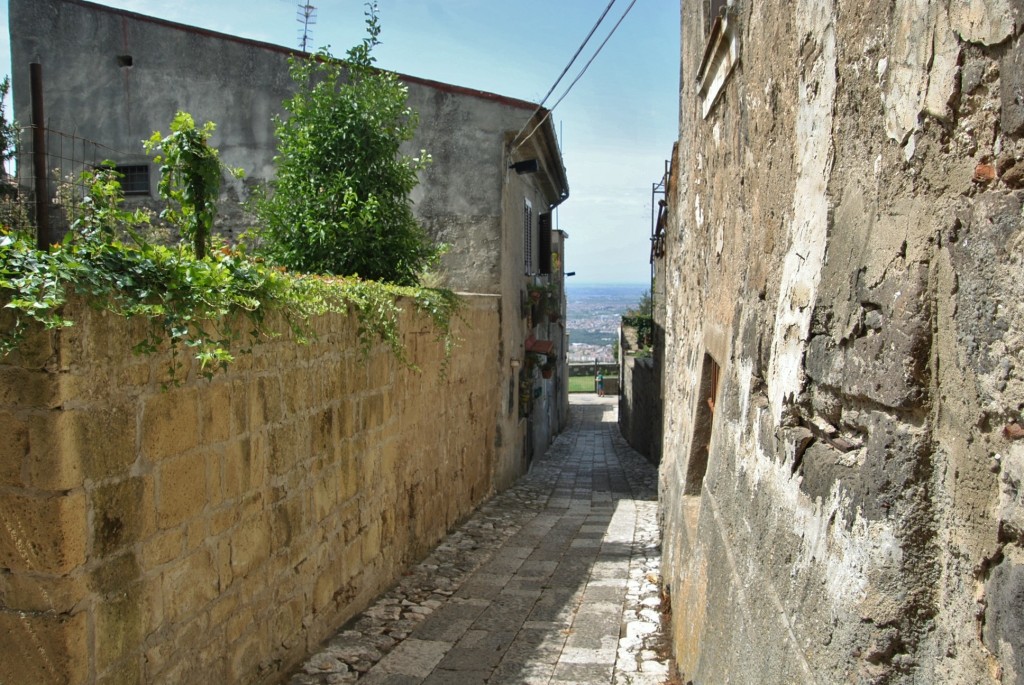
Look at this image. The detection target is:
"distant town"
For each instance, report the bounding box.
[568,342,616,363]
[565,282,647,363]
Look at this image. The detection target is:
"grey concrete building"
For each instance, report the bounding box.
[9,0,571,483]
[659,0,1024,682]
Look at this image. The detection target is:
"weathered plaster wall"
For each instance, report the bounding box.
[0,295,501,684]
[661,0,1024,682]
[499,162,567,478]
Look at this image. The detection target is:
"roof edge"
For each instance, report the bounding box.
[53,0,541,112]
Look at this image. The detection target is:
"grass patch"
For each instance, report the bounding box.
[568,375,617,393]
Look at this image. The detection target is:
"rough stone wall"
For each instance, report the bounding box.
[619,356,661,462]
[0,295,501,684]
[619,319,662,463]
[661,0,1024,682]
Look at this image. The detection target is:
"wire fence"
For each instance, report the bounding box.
[8,124,143,244]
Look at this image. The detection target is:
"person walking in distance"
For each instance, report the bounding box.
[596,371,605,396]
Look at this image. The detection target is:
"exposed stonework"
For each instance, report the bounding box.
[0,295,502,684]
[660,0,1024,682]
[619,354,662,463]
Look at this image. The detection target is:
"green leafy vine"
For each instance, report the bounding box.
[1,166,460,381]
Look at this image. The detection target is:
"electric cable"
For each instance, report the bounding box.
[512,0,639,151]
[509,0,618,148]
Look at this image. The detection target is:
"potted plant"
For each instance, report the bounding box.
[527,284,547,303]
[537,350,557,379]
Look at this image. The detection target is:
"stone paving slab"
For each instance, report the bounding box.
[288,396,672,685]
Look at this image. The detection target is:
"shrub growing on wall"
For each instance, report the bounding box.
[254,4,439,285]
[145,112,241,259]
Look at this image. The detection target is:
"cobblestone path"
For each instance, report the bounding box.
[289,395,670,685]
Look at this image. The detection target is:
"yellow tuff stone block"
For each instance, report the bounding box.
[0,568,90,613]
[141,388,200,461]
[141,528,184,570]
[67,405,137,484]
[161,548,218,623]
[0,608,89,685]
[0,365,61,409]
[91,476,154,558]
[230,515,271,578]
[200,381,232,445]
[94,582,144,671]
[156,451,208,529]
[228,380,249,436]
[0,410,28,487]
[0,490,87,574]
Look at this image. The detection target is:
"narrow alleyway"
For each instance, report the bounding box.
[289,395,671,685]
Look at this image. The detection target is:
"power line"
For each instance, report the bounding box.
[549,0,638,112]
[535,0,617,110]
[512,0,639,152]
[510,0,618,148]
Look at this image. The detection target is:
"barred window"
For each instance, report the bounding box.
[115,164,150,195]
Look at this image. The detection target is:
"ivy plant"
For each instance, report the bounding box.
[1,169,460,382]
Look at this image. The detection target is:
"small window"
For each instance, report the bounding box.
[523,199,534,275]
[684,353,721,495]
[695,0,739,118]
[115,165,150,195]
[704,0,728,34]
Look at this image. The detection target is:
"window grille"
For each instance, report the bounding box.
[115,164,150,195]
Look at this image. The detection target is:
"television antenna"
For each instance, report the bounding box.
[297,3,317,52]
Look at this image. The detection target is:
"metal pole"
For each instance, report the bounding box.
[30,63,51,250]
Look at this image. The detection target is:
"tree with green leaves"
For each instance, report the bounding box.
[254,3,439,285]
[0,77,18,178]
[145,112,241,259]
[624,289,653,318]
[0,76,31,234]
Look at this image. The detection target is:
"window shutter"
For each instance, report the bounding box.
[523,201,533,274]
[538,213,552,275]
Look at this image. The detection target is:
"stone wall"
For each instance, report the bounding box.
[619,321,663,464]
[619,356,661,463]
[0,294,501,684]
[7,0,569,488]
[661,0,1024,682]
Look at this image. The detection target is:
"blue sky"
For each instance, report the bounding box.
[1,0,680,284]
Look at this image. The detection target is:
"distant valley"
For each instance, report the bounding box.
[564,282,647,362]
